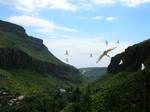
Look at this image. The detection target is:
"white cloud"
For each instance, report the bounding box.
[57,26,78,32]
[0,0,77,13]
[0,0,150,14]
[87,0,150,7]
[121,0,150,7]
[92,16,103,20]
[91,0,116,5]
[77,0,116,10]
[106,16,118,21]
[44,35,132,68]
[7,15,78,32]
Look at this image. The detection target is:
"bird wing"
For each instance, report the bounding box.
[96,52,105,63]
[106,47,117,53]
[96,47,117,63]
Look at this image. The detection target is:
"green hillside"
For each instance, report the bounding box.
[0,20,64,64]
[0,20,83,112]
[90,70,149,112]
[62,39,150,112]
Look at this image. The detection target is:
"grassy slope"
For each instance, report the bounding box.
[0,31,63,65]
[0,26,82,94]
[91,69,150,112]
[0,68,73,95]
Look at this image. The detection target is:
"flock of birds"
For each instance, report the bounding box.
[64,40,120,64]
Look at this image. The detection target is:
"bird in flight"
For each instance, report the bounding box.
[96,47,117,63]
[65,50,69,56]
[65,58,69,62]
[105,40,108,46]
[117,40,120,44]
[90,53,93,58]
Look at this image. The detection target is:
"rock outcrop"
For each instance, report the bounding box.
[0,48,79,75]
[0,20,27,37]
[108,39,150,73]
[0,20,80,77]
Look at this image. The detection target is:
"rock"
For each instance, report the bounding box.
[17,95,24,100]
[0,20,80,79]
[0,20,27,37]
[29,36,43,44]
[0,48,79,75]
[59,89,66,93]
[108,39,150,73]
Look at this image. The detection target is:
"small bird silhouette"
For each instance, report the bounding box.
[96,47,117,63]
[90,53,93,58]
[105,40,108,46]
[65,50,69,56]
[65,58,69,62]
[117,40,120,44]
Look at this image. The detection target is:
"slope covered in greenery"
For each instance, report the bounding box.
[0,21,60,64]
[90,70,149,112]
[62,39,150,112]
[0,20,83,112]
[0,20,81,80]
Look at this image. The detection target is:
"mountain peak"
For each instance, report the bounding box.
[0,20,27,37]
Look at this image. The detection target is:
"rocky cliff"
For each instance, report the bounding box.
[108,39,150,73]
[0,20,27,37]
[0,48,78,75]
[0,20,79,77]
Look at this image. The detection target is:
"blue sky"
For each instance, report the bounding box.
[0,0,150,68]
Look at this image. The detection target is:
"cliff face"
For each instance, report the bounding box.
[0,20,27,37]
[0,48,78,75]
[108,39,150,73]
[0,20,79,77]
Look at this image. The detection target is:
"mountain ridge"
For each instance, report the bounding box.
[0,20,80,76]
[108,39,150,73]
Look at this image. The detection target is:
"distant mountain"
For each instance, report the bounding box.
[79,67,107,81]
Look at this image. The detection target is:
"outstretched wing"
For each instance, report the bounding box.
[96,47,117,63]
[96,52,105,63]
[106,47,117,53]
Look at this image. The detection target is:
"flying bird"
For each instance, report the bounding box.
[96,47,117,63]
[90,53,93,58]
[105,40,108,46]
[65,58,69,62]
[117,40,120,44]
[65,50,69,56]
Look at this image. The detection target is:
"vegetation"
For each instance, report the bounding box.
[0,30,61,65]
[0,20,150,112]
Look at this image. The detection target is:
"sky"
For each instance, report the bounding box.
[0,0,150,68]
